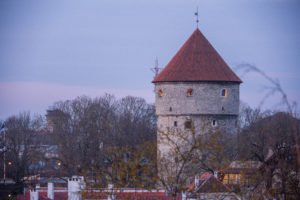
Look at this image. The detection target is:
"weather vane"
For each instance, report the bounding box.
[195,7,199,28]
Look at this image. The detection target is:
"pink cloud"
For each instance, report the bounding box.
[0,81,154,119]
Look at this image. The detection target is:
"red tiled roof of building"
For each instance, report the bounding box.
[219,168,257,174]
[152,29,242,83]
[218,160,261,174]
[187,172,230,193]
[187,172,213,192]
[196,175,230,193]
[199,172,212,180]
[17,192,68,200]
[17,188,181,200]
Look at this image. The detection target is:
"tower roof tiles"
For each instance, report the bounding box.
[152,29,242,83]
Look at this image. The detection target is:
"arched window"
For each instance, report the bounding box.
[158,89,163,97]
[221,89,227,97]
[187,88,193,97]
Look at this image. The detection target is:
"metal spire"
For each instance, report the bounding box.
[195,7,199,28]
[151,57,162,78]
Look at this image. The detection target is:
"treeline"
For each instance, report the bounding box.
[0,94,299,198]
[49,95,157,187]
[0,94,157,186]
[236,104,300,199]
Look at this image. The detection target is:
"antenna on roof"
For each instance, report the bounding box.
[151,57,162,78]
[195,7,199,28]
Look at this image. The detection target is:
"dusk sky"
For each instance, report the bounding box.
[1,0,300,120]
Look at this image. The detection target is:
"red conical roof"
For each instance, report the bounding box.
[152,29,242,83]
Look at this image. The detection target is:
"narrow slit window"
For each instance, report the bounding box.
[169,107,172,112]
[174,121,177,127]
[221,89,227,97]
[187,88,193,97]
[212,120,217,127]
[158,89,163,97]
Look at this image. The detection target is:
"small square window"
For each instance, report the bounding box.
[185,120,192,129]
[158,89,163,97]
[187,88,193,97]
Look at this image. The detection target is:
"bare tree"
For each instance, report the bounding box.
[48,94,156,181]
[116,96,156,146]
[0,112,44,183]
[237,64,299,161]
[236,64,300,199]
[157,123,231,199]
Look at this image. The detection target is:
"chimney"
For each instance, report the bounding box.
[47,182,54,200]
[68,175,85,200]
[108,184,114,189]
[214,171,218,178]
[30,188,39,200]
[107,184,115,200]
[194,175,199,187]
[182,192,186,200]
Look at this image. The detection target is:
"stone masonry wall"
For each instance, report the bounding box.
[155,82,240,116]
[157,115,238,156]
[155,82,240,156]
[157,114,238,135]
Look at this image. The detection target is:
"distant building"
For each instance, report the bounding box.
[218,161,261,187]
[46,109,69,133]
[186,172,240,200]
[218,161,261,199]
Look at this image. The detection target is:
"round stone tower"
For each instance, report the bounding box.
[152,28,242,156]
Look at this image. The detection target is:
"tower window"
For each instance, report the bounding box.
[169,107,172,112]
[221,89,227,97]
[158,89,163,97]
[174,121,177,127]
[185,120,192,129]
[187,88,193,97]
[212,120,217,127]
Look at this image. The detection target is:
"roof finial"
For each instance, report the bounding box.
[195,7,199,28]
[151,57,162,78]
